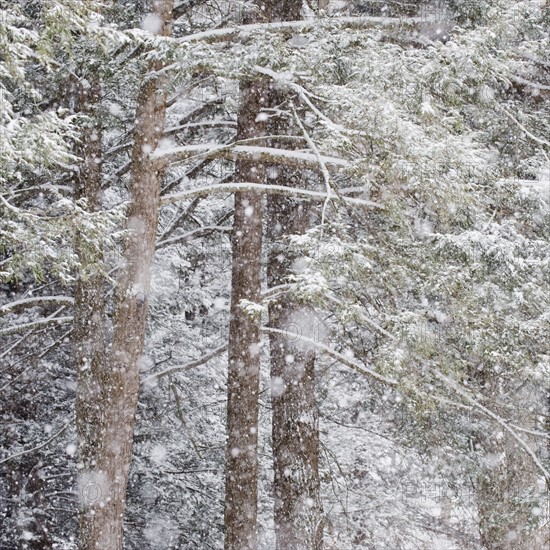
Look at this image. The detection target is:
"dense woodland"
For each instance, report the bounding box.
[1,1,549,549]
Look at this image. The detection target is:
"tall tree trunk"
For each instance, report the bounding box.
[73,71,109,547]
[263,2,324,546]
[267,195,324,550]
[223,3,324,548]
[266,131,324,550]
[224,78,267,550]
[77,1,174,548]
[224,3,310,548]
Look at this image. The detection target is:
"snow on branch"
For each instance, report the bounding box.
[429,366,550,482]
[160,183,382,208]
[177,15,435,45]
[0,296,74,316]
[262,326,398,386]
[153,143,350,170]
[327,291,550,481]
[156,225,232,249]
[511,74,550,92]
[0,421,70,466]
[254,66,355,136]
[0,316,73,336]
[143,343,228,381]
[320,288,550,478]
[324,293,395,339]
[291,104,336,228]
[500,107,550,149]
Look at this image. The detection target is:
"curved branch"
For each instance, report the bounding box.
[0,422,70,466]
[429,366,550,482]
[501,107,550,148]
[325,292,550,481]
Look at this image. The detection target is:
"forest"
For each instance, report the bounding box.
[0,1,549,549]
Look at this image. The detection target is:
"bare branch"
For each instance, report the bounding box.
[0,422,70,466]
[0,296,74,316]
[0,317,73,336]
[156,225,231,249]
[143,343,228,381]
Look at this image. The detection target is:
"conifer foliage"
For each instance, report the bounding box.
[1,1,549,549]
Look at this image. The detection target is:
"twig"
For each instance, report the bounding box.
[143,343,228,381]
[0,422,70,466]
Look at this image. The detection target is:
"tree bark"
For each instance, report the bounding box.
[77,1,174,548]
[266,130,324,550]
[262,2,324,546]
[223,3,308,548]
[73,71,109,549]
[223,2,325,548]
[224,77,267,550]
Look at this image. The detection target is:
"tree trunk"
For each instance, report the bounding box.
[77,1,174,548]
[224,77,267,550]
[267,168,324,550]
[223,4,309,548]
[73,71,109,547]
[263,2,324,545]
[223,2,324,547]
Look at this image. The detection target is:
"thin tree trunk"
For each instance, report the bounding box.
[21,460,52,550]
[77,1,174,548]
[224,76,267,550]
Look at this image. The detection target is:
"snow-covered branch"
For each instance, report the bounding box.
[143,343,228,381]
[154,143,350,170]
[291,104,336,227]
[323,293,550,480]
[324,293,395,339]
[0,316,73,336]
[429,366,550,482]
[177,15,437,45]
[500,107,550,148]
[161,183,381,208]
[262,326,398,386]
[254,66,358,137]
[0,296,74,316]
